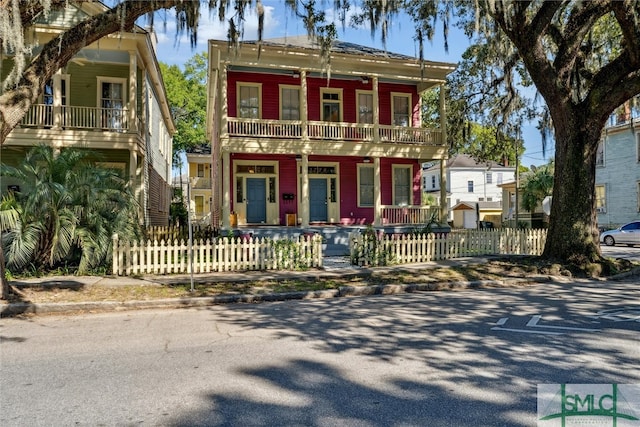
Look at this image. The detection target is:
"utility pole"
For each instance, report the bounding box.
[515,134,520,228]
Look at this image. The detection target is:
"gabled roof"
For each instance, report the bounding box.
[452,201,502,211]
[186,144,211,155]
[423,154,513,172]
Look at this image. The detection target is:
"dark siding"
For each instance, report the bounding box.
[148,166,169,226]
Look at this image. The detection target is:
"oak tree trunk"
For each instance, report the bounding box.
[543,121,602,264]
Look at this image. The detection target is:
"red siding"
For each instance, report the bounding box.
[377,82,421,126]
[231,154,421,225]
[226,70,420,125]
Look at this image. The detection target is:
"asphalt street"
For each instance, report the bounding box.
[1,277,639,426]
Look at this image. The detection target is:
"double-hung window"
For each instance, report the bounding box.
[238,83,261,119]
[596,185,606,213]
[391,93,411,126]
[357,91,373,124]
[280,86,300,120]
[596,141,605,166]
[358,165,374,207]
[393,165,412,206]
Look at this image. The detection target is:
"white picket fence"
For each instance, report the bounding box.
[112,234,323,276]
[350,228,547,267]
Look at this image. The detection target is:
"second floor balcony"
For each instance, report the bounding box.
[20,104,141,133]
[225,118,443,146]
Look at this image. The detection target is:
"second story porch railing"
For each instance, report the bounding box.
[191,177,212,189]
[21,104,135,133]
[226,118,443,146]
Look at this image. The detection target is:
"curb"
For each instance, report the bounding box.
[0,277,546,317]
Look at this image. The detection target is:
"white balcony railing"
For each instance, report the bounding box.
[226,118,443,146]
[21,104,135,132]
[382,205,439,225]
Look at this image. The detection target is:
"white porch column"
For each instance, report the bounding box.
[373,77,379,143]
[439,83,448,223]
[220,64,228,141]
[300,70,308,140]
[52,70,62,130]
[439,159,447,223]
[222,150,231,229]
[129,150,143,224]
[128,51,137,132]
[373,156,382,226]
[300,154,309,228]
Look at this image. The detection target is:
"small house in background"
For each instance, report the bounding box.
[185,144,212,225]
[0,1,175,226]
[422,154,516,224]
[451,201,502,229]
[498,178,547,228]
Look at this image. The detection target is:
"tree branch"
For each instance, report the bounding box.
[611,0,640,64]
[553,0,611,79]
[0,0,187,141]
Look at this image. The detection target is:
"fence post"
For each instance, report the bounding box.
[112,234,119,276]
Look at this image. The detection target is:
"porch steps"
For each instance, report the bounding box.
[231,226,364,256]
[230,224,451,257]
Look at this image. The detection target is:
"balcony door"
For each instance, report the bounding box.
[42,76,68,128]
[99,77,125,130]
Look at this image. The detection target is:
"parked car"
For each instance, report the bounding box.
[599,221,640,246]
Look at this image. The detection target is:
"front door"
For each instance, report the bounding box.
[246,178,266,223]
[309,178,328,222]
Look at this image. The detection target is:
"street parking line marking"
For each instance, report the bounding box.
[526,315,601,332]
[496,317,508,326]
[491,327,564,335]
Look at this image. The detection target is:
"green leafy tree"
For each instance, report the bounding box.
[0,146,141,274]
[347,0,640,270]
[0,0,330,298]
[160,52,208,167]
[521,162,554,213]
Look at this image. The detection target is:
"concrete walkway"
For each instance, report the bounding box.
[1,256,547,317]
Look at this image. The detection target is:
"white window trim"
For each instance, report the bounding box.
[236,82,263,119]
[356,89,374,124]
[390,92,412,127]
[320,88,343,122]
[392,164,413,206]
[96,76,127,109]
[596,139,605,166]
[357,163,374,207]
[278,84,301,120]
[595,184,606,212]
[42,74,70,104]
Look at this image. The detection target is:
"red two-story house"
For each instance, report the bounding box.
[206,36,455,230]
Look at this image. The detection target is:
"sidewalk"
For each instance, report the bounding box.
[1,256,546,317]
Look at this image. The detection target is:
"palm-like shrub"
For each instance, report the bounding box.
[521,162,554,214]
[0,145,141,274]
